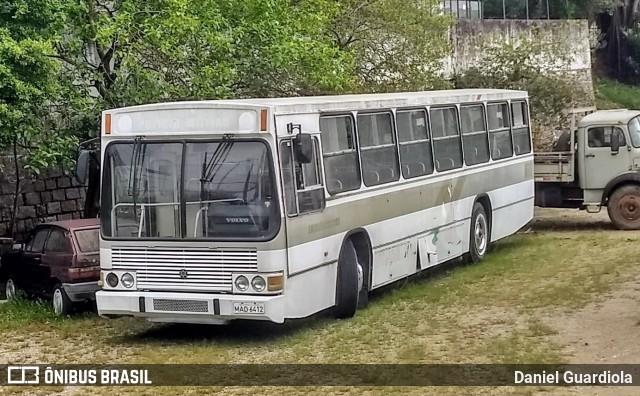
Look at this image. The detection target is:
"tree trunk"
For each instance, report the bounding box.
[8,140,21,239]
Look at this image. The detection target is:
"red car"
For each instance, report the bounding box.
[0,218,100,316]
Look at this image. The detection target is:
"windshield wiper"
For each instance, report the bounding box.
[127,137,146,235]
[199,138,234,202]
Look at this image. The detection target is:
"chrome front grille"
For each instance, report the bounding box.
[111,247,258,292]
[153,299,209,312]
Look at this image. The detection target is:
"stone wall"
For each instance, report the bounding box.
[0,155,86,239]
[446,19,595,98]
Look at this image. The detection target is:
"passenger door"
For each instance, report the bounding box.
[280,136,327,275]
[583,126,631,190]
[19,227,50,293]
[42,227,73,293]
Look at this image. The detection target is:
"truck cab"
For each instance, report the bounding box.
[534,108,640,229]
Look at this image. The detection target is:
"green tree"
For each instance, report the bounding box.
[329,0,453,92]
[54,0,355,136]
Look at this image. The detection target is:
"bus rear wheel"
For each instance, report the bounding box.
[607,185,640,230]
[334,239,362,319]
[468,202,489,263]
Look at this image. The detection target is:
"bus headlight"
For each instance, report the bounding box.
[121,273,134,288]
[106,273,119,288]
[235,275,249,291]
[251,276,266,292]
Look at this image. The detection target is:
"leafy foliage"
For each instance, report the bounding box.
[54,0,355,136]
[329,0,453,92]
[0,0,77,172]
[455,28,590,150]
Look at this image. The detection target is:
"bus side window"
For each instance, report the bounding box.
[279,141,297,216]
[488,102,514,160]
[511,101,532,155]
[430,107,463,172]
[320,115,361,195]
[460,105,490,166]
[357,112,399,186]
[296,138,325,214]
[397,109,434,178]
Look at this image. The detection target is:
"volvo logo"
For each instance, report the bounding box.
[179,269,188,279]
[226,217,250,223]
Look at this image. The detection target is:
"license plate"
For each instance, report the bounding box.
[233,302,265,315]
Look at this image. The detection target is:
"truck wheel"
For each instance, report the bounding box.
[334,239,361,319]
[469,202,490,263]
[52,284,74,316]
[607,185,640,230]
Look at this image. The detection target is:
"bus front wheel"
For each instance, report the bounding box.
[468,202,490,263]
[334,239,361,319]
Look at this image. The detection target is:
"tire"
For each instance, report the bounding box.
[334,239,362,319]
[469,202,490,264]
[607,185,640,230]
[52,284,74,316]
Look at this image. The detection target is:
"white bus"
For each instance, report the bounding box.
[88,89,534,324]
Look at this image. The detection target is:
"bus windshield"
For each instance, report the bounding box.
[101,140,280,240]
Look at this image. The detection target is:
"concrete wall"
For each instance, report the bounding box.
[0,156,86,239]
[447,19,594,97]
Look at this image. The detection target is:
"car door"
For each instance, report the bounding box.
[42,227,73,295]
[19,227,50,293]
[583,126,631,190]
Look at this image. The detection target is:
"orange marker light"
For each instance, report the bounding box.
[104,113,112,135]
[260,109,268,132]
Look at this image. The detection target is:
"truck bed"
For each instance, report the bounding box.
[533,151,574,183]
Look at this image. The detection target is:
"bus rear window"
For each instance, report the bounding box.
[74,229,100,252]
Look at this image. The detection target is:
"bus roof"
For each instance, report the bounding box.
[107,89,528,115]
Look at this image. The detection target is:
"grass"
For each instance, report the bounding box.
[0,297,66,329]
[1,224,640,395]
[595,78,640,109]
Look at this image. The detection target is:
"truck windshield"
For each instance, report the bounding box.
[628,116,640,148]
[101,140,280,241]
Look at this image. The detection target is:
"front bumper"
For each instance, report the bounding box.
[95,290,285,324]
[62,281,101,302]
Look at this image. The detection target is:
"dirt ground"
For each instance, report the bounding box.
[532,208,640,396]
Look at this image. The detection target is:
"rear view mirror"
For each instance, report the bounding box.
[293,133,313,164]
[75,149,90,185]
[611,133,620,154]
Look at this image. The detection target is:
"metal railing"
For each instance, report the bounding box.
[443,0,587,20]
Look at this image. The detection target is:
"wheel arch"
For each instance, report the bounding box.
[601,173,640,205]
[340,228,373,291]
[474,194,493,240]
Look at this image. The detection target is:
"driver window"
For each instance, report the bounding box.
[45,228,71,254]
[588,127,626,148]
[27,228,50,253]
[280,138,325,216]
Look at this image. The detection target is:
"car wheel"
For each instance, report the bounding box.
[52,284,74,316]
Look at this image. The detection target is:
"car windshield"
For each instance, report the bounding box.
[74,228,100,252]
[100,140,280,241]
[628,116,640,148]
